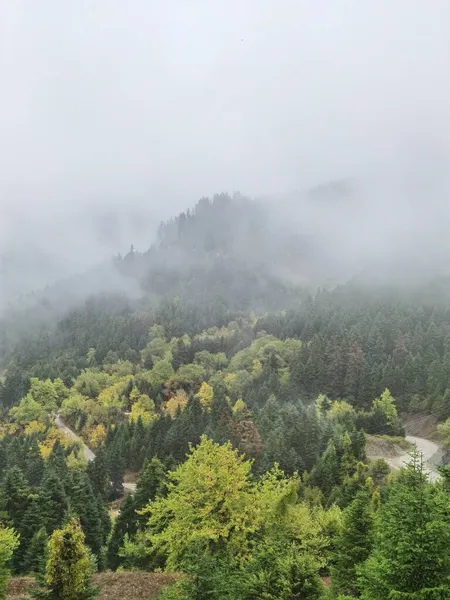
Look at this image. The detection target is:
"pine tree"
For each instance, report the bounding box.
[21,527,48,575]
[25,439,45,487]
[38,471,69,534]
[31,518,98,600]
[46,442,68,482]
[106,494,137,571]
[67,472,107,558]
[339,431,357,480]
[108,445,125,500]
[87,447,109,500]
[205,395,233,445]
[16,499,44,573]
[331,482,375,596]
[96,498,111,565]
[0,443,7,480]
[309,440,339,496]
[0,526,19,600]
[359,452,450,599]
[129,417,146,471]
[134,457,166,528]
[0,467,30,530]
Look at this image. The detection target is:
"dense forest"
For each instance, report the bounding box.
[2,195,450,599]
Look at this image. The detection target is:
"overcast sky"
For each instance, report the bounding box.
[1,0,450,270]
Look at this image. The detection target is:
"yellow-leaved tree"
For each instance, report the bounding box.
[0,526,19,600]
[138,436,259,569]
[196,382,214,408]
[134,441,339,600]
[129,394,156,426]
[33,518,97,600]
[164,389,189,418]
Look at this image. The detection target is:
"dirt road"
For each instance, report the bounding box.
[54,413,137,492]
[55,413,96,462]
[385,435,441,482]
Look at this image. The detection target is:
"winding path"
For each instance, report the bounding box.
[54,413,136,492]
[385,435,441,482]
[55,414,443,487]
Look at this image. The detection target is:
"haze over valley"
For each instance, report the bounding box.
[1,3,450,600]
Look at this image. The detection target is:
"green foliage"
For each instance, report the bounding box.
[129,392,156,426]
[38,470,69,534]
[358,452,450,599]
[9,394,47,426]
[22,527,48,575]
[331,482,375,596]
[7,234,450,597]
[107,494,137,571]
[32,518,98,600]
[437,418,450,448]
[140,436,258,569]
[0,526,19,600]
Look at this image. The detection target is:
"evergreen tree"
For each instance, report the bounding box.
[309,440,340,496]
[0,467,30,530]
[31,518,98,600]
[46,442,68,482]
[134,457,166,528]
[22,527,48,575]
[96,498,111,565]
[108,445,125,500]
[359,452,450,599]
[38,471,69,534]
[0,443,7,480]
[0,526,19,600]
[106,493,137,571]
[87,447,109,500]
[24,439,45,487]
[205,395,233,445]
[129,417,146,471]
[339,431,357,481]
[331,482,375,597]
[16,499,44,573]
[67,472,107,558]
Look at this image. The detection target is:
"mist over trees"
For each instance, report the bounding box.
[1,193,450,598]
[1,0,450,598]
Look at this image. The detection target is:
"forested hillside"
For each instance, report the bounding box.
[2,196,450,599]
[0,193,312,357]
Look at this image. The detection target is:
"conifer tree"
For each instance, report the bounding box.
[0,526,19,600]
[31,518,98,600]
[16,499,44,573]
[359,452,450,599]
[67,472,106,558]
[108,445,125,500]
[106,493,136,571]
[0,467,30,530]
[25,439,45,487]
[129,417,146,471]
[310,440,340,496]
[38,471,69,534]
[22,527,48,575]
[331,481,375,597]
[134,457,166,527]
[46,442,68,482]
[339,431,357,480]
[0,443,7,480]
[87,447,109,500]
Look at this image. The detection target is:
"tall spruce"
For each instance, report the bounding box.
[331,481,375,597]
[87,447,109,501]
[31,518,98,600]
[38,470,69,534]
[359,452,450,599]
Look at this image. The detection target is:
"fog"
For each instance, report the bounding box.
[1,0,450,303]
